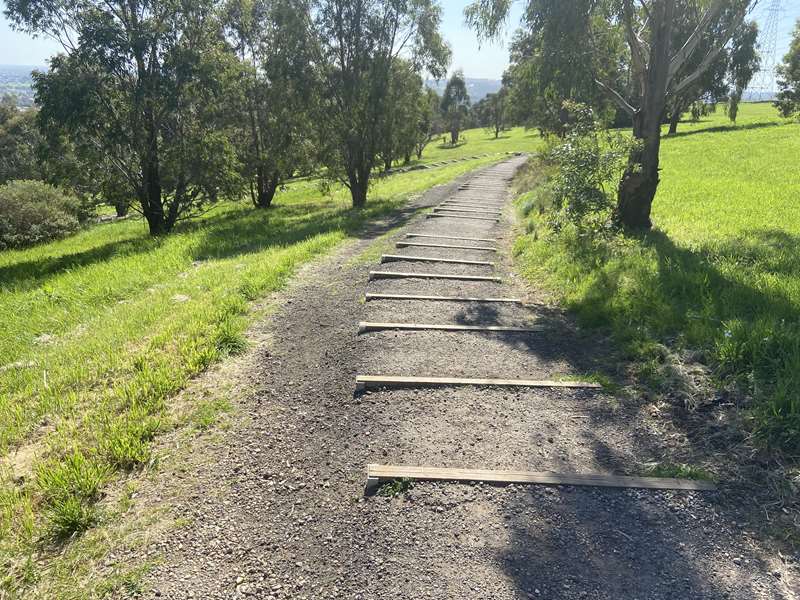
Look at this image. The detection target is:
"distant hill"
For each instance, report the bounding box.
[0,65,44,108]
[425,77,503,103]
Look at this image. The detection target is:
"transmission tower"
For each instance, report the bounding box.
[751,0,784,100]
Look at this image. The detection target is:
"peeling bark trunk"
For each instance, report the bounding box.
[615,0,674,230]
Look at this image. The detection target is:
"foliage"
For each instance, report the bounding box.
[726,20,760,123]
[513,103,800,454]
[501,1,623,135]
[315,0,451,208]
[440,70,470,144]
[0,180,90,249]
[223,0,319,208]
[775,19,800,118]
[473,88,508,138]
[0,100,41,184]
[7,0,243,236]
[541,103,632,234]
[378,61,428,170]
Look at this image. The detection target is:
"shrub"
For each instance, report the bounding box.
[543,102,632,235]
[0,180,91,249]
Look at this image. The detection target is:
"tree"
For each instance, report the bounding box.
[775,19,800,118]
[379,61,426,170]
[466,0,757,229]
[6,0,242,236]
[315,0,450,208]
[666,15,759,133]
[0,99,42,184]
[440,70,470,144]
[499,1,623,136]
[726,20,759,123]
[474,88,508,138]
[414,87,442,159]
[224,0,319,209]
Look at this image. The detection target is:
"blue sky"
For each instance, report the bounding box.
[1,0,799,80]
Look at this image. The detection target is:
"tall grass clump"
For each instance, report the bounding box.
[514,102,800,455]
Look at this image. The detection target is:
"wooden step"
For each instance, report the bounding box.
[364,465,717,495]
[380,255,495,267]
[355,375,601,391]
[406,234,497,243]
[364,293,520,303]
[368,271,501,282]
[440,202,504,210]
[433,207,502,216]
[427,214,499,222]
[396,242,497,252]
[357,322,543,334]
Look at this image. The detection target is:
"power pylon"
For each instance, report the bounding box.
[751,0,784,99]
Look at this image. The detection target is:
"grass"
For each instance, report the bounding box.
[0,127,542,598]
[513,102,800,454]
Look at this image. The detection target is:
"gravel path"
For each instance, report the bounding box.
[140,159,797,600]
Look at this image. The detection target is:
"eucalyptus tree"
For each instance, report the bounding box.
[379,60,426,170]
[224,0,319,208]
[500,1,623,136]
[475,88,508,138]
[466,0,758,229]
[5,0,241,235]
[440,70,470,144]
[775,19,800,118]
[315,0,451,208]
[414,87,442,159]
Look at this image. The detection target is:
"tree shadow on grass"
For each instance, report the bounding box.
[458,226,800,596]
[0,235,163,292]
[667,120,782,139]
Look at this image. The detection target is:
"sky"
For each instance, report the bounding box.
[1,0,799,80]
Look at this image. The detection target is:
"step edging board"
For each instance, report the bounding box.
[355,375,602,391]
[368,271,502,282]
[364,464,717,495]
[364,293,521,303]
[357,322,544,334]
[380,255,495,267]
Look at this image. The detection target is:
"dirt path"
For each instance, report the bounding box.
[140,159,797,599]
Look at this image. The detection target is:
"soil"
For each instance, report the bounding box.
[133,159,799,599]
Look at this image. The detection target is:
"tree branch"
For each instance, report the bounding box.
[595,79,636,115]
[668,0,727,79]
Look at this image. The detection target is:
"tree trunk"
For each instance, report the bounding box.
[348,165,369,209]
[253,169,280,208]
[668,105,681,135]
[615,0,674,230]
[113,199,129,218]
[450,128,458,145]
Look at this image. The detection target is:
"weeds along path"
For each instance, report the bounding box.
[141,159,794,599]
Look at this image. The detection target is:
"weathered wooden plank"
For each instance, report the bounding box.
[364,293,520,303]
[427,213,499,222]
[433,207,502,216]
[396,242,497,252]
[364,465,717,495]
[380,255,495,267]
[405,234,497,243]
[355,375,601,390]
[368,271,502,282]
[440,202,504,210]
[358,322,543,334]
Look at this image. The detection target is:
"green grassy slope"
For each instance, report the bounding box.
[0,128,542,597]
[514,103,800,451]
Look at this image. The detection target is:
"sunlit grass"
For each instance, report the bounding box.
[513,102,800,452]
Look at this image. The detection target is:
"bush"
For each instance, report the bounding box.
[0,180,91,249]
[542,102,632,235]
